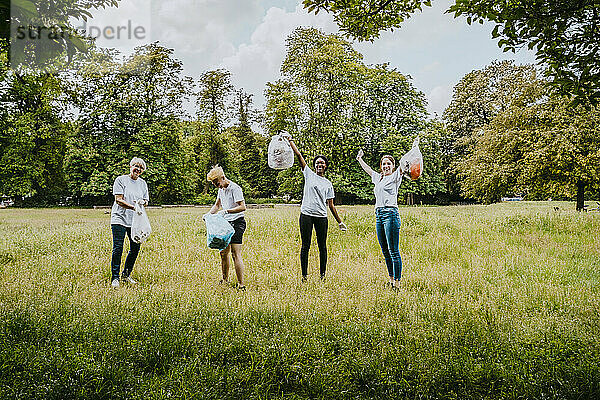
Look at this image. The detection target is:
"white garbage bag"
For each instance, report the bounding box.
[399,137,423,180]
[131,201,152,243]
[268,134,294,170]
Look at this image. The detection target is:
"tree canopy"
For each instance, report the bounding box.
[1,0,120,68]
[304,0,600,107]
[265,27,443,203]
[452,63,600,209]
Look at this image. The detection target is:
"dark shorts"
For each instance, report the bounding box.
[228,217,246,245]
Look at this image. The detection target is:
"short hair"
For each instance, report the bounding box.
[130,157,146,170]
[313,155,329,169]
[206,165,225,182]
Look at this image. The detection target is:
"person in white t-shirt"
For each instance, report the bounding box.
[207,165,247,290]
[283,134,347,281]
[110,157,149,288]
[357,149,404,289]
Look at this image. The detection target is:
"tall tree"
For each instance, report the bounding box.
[230,90,276,198]
[304,0,600,107]
[0,40,70,204]
[265,27,430,203]
[520,98,600,210]
[443,61,542,198]
[65,43,193,204]
[194,69,234,193]
[457,84,600,209]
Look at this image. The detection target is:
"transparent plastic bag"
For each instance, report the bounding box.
[202,213,235,250]
[131,202,152,244]
[399,137,423,180]
[268,134,294,170]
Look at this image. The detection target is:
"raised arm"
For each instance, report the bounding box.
[356,149,376,176]
[284,134,307,170]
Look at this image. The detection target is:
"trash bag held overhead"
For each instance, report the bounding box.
[268,133,294,170]
[202,213,235,250]
[131,201,152,244]
[399,137,423,181]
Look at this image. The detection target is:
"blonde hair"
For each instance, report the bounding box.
[206,165,224,181]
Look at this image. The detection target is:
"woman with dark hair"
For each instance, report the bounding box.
[284,135,347,281]
[356,149,404,289]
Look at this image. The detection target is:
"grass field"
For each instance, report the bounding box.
[1,202,599,399]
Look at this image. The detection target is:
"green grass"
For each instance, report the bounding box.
[1,202,599,399]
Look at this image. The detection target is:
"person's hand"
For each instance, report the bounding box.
[401,160,410,174]
[217,210,227,216]
[357,149,364,160]
[338,222,347,231]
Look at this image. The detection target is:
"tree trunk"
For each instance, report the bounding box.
[576,180,585,211]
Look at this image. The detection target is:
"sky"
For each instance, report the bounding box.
[81,0,537,118]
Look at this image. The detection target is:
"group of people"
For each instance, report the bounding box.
[110,135,405,290]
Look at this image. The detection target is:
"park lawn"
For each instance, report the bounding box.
[0,202,599,399]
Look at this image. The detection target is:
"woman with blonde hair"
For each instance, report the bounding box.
[207,165,247,290]
[356,149,404,289]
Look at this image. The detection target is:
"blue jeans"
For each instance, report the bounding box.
[375,207,402,280]
[111,224,141,281]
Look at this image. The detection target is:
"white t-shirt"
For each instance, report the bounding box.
[300,166,334,218]
[218,180,245,221]
[111,175,149,227]
[370,168,403,209]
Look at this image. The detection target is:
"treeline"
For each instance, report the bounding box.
[443,61,600,209]
[1,27,599,207]
[0,28,445,206]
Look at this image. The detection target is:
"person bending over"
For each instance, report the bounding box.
[207,165,247,290]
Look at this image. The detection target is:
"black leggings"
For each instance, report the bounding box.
[299,213,328,277]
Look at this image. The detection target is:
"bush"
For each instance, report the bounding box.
[193,193,216,205]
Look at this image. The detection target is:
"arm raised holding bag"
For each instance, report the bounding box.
[283,134,347,282]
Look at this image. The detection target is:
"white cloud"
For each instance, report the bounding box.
[86,0,537,119]
[73,0,151,54]
[427,85,453,117]
[219,4,338,106]
[151,0,268,69]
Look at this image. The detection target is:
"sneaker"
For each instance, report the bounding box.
[111,279,120,288]
[236,284,246,291]
[123,276,138,284]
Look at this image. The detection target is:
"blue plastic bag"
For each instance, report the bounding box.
[202,213,235,250]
